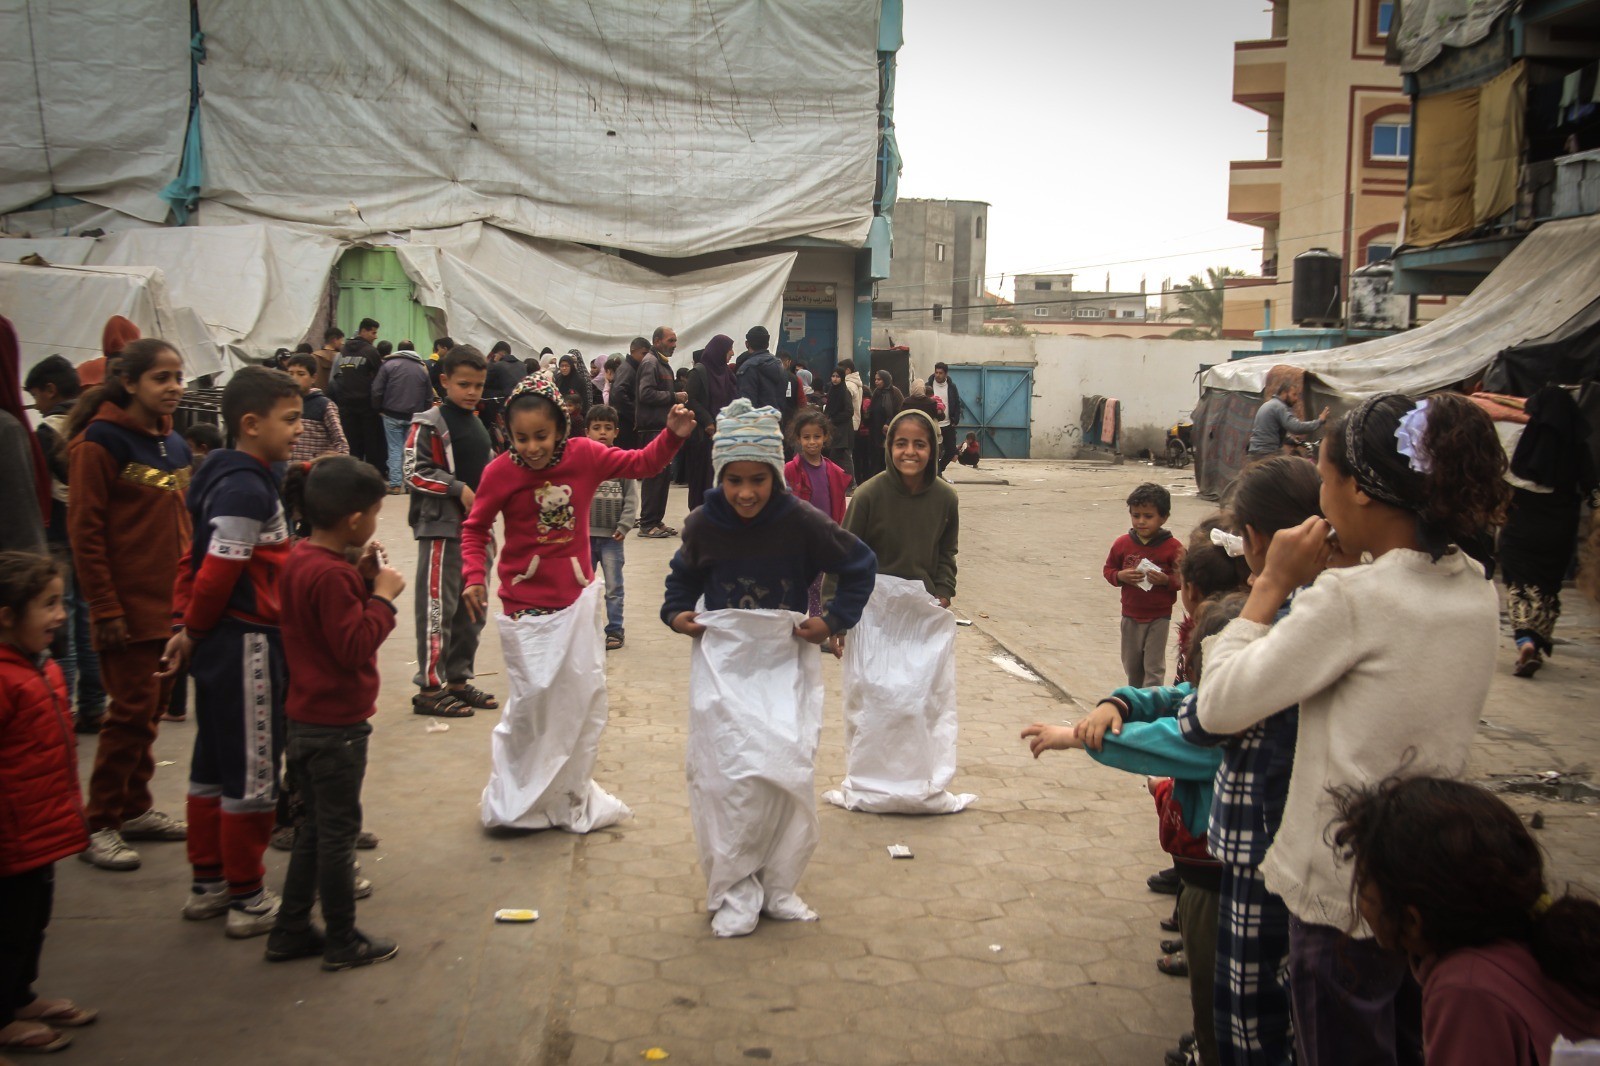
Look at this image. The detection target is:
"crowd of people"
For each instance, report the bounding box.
[2,308,1599,1064]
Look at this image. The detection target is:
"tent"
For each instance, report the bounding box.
[1194,214,1600,496]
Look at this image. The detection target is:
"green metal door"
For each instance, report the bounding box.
[335,249,435,349]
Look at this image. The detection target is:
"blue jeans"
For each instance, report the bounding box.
[381,415,409,487]
[51,558,105,722]
[590,536,625,635]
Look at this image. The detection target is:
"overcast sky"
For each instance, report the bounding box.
[892,0,1272,303]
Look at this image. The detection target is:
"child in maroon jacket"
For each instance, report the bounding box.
[0,551,96,1053]
[1103,482,1184,687]
[783,409,852,618]
[266,457,405,971]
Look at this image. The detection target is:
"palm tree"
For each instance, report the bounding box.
[1163,267,1244,339]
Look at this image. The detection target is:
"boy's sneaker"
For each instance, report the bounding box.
[120,809,188,841]
[80,828,140,871]
[182,882,231,921]
[322,931,399,971]
[264,924,327,962]
[225,889,282,939]
[355,830,379,850]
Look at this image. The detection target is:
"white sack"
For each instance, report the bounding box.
[687,609,824,937]
[481,582,630,833]
[824,575,976,815]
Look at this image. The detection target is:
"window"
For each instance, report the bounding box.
[974,216,985,239]
[872,301,894,320]
[1377,1,1394,36]
[1370,120,1411,161]
[1366,243,1394,264]
[1033,281,1052,291]
[1033,307,1050,317]
[1075,308,1105,319]
[936,243,946,262]
[932,303,944,322]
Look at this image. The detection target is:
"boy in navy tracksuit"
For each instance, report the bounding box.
[163,368,304,940]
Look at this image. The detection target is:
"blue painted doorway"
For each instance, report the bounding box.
[779,308,839,384]
[946,365,1033,458]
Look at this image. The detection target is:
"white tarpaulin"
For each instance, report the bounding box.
[482,582,630,833]
[687,609,823,938]
[1389,0,1516,74]
[0,261,222,378]
[1202,215,1600,400]
[0,0,190,222]
[395,224,796,360]
[195,0,879,256]
[0,224,342,364]
[824,575,975,815]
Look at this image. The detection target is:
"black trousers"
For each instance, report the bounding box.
[938,424,958,474]
[638,428,672,529]
[277,721,370,947]
[345,408,388,480]
[0,864,52,1027]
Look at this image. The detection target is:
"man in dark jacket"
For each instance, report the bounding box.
[927,362,965,477]
[371,342,435,491]
[735,326,786,411]
[330,317,386,474]
[635,326,685,538]
[611,338,647,449]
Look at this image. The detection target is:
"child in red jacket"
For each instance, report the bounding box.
[1103,482,1184,687]
[0,551,96,1054]
[783,409,852,617]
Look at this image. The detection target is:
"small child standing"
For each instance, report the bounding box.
[584,405,637,651]
[163,367,303,939]
[405,345,495,718]
[1104,483,1184,687]
[663,400,876,937]
[266,457,404,971]
[782,408,851,617]
[0,552,96,1055]
[284,354,349,462]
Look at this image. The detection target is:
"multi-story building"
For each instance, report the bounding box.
[1222,0,1423,338]
[984,273,1163,335]
[874,198,989,334]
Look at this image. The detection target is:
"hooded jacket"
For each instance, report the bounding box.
[843,371,865,430]
[67,402,193,642]
[371,350,434,418]
[173,448,291,637]
[1415,940,1600,1066]
[1103,526,1183,622]
[661,486,877,634]
[736,349,788,412]
[838,409,958,600]
[0,644,87,877]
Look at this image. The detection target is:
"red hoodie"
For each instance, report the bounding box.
[1103,528,1184,623]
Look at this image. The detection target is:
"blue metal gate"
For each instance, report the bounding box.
[946,365,1032,459]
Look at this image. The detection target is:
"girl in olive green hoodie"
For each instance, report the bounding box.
[838,408,958,604]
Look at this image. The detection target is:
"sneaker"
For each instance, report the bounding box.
[353,875,373,900]
[264,924,327,962]
[182,882,231,921]
[120,809,187,841]
[322,931,399,971]
[355,830,379,850]
[270,826,296,852]
[225,889,282,940]
[80,828,141,871]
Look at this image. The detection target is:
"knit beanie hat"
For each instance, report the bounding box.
[505,373,571,469]
[712,399,785,483]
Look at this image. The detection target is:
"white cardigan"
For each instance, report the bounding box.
[1197,548,1498,932]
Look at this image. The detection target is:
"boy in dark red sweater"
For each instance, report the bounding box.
[162,368,302,939]
[266,456,403,970]
[1103,482,1184,687]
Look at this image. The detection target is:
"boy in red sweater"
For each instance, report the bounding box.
[1103,482,1184,687]
[265,456,403,970]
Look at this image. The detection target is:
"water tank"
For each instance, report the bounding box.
[1348,260,1407,331]
[1292,247,1343,327]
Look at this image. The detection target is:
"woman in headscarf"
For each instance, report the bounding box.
[863,369,903,481]
[683,334,736,511]
[1499,385,1599,677]
[552,351,594,419]
[75,316,141,389]
[0,315,51,551]
[825,366,857,484]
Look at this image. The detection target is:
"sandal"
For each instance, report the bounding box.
[1156,952,1188,978]
[412,691,474,718]
[448,684,499,711]
[14,1001,96,1029]
[1160,938,1184,955]
[1513,645,1543,678]
[636,526,674,539]
[0,1021,72,1054]
[605,634,624,651]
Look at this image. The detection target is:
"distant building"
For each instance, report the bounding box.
[1221,0,1425,338]
[985,273,1182,336]
[874,198,989,334]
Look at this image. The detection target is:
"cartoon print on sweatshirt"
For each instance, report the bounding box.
[535,482,576,537]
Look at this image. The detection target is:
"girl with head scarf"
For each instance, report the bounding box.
[683,334,736,512]
[553,352,594,419]
[863,370,903,481]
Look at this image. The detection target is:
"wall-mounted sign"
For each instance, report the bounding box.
[783,281,837,308]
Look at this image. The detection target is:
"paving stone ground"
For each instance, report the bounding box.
[41,462,1599,1065]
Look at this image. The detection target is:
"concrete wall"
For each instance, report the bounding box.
[875,329,1260,458]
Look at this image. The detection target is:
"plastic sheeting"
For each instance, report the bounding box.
[686,609,823,938]
[823,575,975,815]
[1388,0,1516,74]
[195,0,880,257]
[0,261,222,378]
[0,224,341,365]
[481,582,630,833]
[394,224,795,362]
[1201,215,1600,401]
[0,0,190,222]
